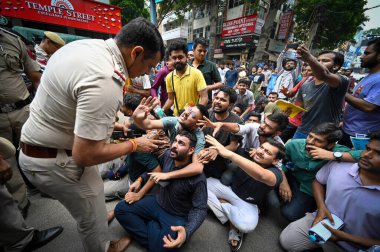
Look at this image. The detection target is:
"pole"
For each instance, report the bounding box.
[150,0,157,25]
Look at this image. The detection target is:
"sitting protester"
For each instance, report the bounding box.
[280,131,380,252]
[206,135,284,251]
[114,132,207,252]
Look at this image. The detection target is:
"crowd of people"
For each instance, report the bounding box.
[1,16,380,252]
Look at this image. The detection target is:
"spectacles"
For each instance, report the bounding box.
[182,105,197,119]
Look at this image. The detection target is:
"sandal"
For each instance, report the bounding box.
[228,229,244,252]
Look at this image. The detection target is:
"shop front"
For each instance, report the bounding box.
[1,0,122,42]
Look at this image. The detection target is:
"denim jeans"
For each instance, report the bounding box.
[269,174,317,222]
[114,195,186,252]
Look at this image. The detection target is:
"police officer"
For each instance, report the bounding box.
[0,26,41,213]
[19,17,165,252]
[0,137,63,251]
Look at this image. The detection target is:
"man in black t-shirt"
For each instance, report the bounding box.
[200,86,242,179]
[206,136,285,251]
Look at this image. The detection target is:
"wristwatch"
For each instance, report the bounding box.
[333,152,343,162]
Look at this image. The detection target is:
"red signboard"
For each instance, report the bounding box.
[277,11,294,40]
[222,14,257,38]
[1,0,122,34]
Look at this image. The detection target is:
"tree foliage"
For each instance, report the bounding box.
[293,0,368,49]
[110,0,149,25]
[156,0,205,26]
[364,27,380,36]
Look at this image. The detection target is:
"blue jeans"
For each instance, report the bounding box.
[269,174,316,222]
[292,130,308,140]
[114,195,186,252]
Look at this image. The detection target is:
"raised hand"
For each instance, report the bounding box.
[132,96,160,120]
[197,116,223,136]
[205,135,231,159]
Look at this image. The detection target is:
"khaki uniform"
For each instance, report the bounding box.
[20,38,127,252]
[0,28,40,210]
[0,137,34,251]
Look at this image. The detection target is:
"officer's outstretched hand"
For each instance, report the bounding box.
[133,137,166,153]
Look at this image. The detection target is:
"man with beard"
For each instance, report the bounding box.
[280,131,380,252]
[190,37,223,105]
[273,123,361,222]
[162,40,208,116]
[199,112,288,154]
[132,97,209,180]
[114,132,207,252]
[205,136,284,251]
[292,46,349,140]
[273,59,297,100]
[340,38,380,148]
[200,86,242,179]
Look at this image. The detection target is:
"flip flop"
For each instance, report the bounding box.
[228,229,244,252]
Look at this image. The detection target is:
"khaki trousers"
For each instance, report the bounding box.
[0,185,34,252]
[19,149,109,252]
[0,106,29,209]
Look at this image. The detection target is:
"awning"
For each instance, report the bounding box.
[12,26,88,44]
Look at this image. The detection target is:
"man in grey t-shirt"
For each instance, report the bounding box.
[292,46,349,139]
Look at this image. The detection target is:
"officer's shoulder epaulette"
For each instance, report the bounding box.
[0,27,20,38]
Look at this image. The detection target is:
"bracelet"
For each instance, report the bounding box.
[128,139,138,153]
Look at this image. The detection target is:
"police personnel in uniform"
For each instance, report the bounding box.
[0,137,63,252]
[19,17,165,252]
[0,27,41,213]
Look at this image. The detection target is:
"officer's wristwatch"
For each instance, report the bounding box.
[333,152,343,162]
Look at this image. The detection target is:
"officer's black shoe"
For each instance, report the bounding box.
[22,226,63,251]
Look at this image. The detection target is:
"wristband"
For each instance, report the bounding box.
[128,139,137,152]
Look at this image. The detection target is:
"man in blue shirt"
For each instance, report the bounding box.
[225,64,239,87]
[114,131,207,252]
[341,38,380,148]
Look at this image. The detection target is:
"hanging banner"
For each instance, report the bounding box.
[222,14,258,38]
[277,10,294,40]
[1,0,122,34]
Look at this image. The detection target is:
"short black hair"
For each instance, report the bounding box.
[266,138,286,160]
[177,130,197,148]
[196,104,209,119]
[233,103,245,112]
[247,111,261,120]
[215,86,237,104]
[267,113,289,132]
[123,93,141,111]
[367,37,380,54]
[193,37,209,50]
[115,17,164,61]
[255,96,268,106]
[310,122,343,144]
[268,92,278,97]
[167,39,188,56]
[369,131,380,141]
[318,50,344,69]
[237,78,250,86]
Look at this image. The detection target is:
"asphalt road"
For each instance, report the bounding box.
[26,192,288,252]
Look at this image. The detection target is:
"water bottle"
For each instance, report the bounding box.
[153,105,166,118]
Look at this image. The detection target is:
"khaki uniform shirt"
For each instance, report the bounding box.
[21,38,128,149]
[0,28,40,104]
